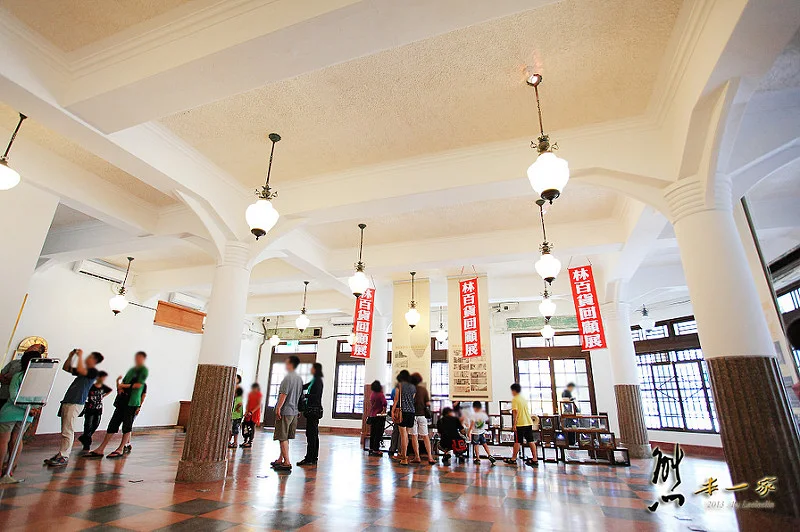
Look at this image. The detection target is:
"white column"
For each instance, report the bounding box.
[0,184,58,356]
[600,300,639,385]
[365,315,389,385]
[199,241,252,366]
[666,181,772,359]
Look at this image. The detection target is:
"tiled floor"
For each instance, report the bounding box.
[0,430,794,531]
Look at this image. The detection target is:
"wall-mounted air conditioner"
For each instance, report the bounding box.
[169,292,206,311]
[490,302,519,313]
[330,316,354,327]
[73,259,127,284]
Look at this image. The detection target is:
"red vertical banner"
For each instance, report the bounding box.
[459,278,482,358]
[351,287,375,358]
[567,266,607,350]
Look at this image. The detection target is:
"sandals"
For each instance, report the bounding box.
[106,451,125,459]
[503,458,517,465]
[83,451,103,459]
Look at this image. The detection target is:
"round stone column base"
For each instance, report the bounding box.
[626,444,652,460]
[176,459,228,483]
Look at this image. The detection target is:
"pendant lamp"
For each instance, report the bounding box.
[348,223,370,297]
[525,74,569,203]
[0,113,27,191]
[405,271,421,328]
[295,281,311,332]
[246,133,282,239]
[109,257,134,315]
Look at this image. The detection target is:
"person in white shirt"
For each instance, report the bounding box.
[467,401,495,465]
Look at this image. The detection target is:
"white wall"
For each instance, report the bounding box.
[8,264,203,434]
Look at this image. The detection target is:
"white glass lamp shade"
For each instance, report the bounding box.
[109,294,128,315]
[0,160,21,191]
[527,151,569,199]
[539,297,556,319]
[405,307,421,328]
[269,334,281,347]
[540,323,555,339]
[245,199,279,240]
[535,251,561,282]
[640,315,656,332]
[348,270,369,297]
[347,331,356,345]
[435,328,448,344]
[295,313,310,332]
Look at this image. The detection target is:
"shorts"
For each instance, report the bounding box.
[107,405,137,434]
[0,421,23,433]
[515,425,537,444]
[471,433,487,445]
[273,415,297,441]
[409,415,428,436]
[399,412,415,428]
[231,418,242,435]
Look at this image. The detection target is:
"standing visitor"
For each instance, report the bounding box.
[409,373,436,465]
[270,356,303,472]
[0,344,45,412]
[391,370,416,465]
[45,349,104,467]
[388,384,400,456]
[229,387,244,448]
[298,363,324,466]
[78,371,111,451]
[124,383,147,454]
[467,401,495,465]
[241,383,262,448]
[367,380,387,456]
[504,383,539,467]
[86,351,148,459]
[0,351,41,481]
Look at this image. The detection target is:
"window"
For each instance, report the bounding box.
[430,362,450,413]
[263,341,317,428]
[633,316,718,433]
[512,333,597,416]
[333,340,365,419]
[266,353,315,407]
[775,283,800,373]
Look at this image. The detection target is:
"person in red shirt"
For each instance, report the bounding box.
[240,383,262,448]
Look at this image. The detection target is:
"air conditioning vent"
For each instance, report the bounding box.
[73,260,128,284]
[169,292,206,311]
[490,302,519,313]
[330,316,354,327]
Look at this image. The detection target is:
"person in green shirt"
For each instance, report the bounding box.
[229,387,244,449]
[0,351,41,481]
[504,383,539,467]
[85,351,148,459]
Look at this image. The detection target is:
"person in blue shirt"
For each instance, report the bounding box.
[44,349,104,467]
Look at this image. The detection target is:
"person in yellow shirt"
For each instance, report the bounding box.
[504,383,539,467]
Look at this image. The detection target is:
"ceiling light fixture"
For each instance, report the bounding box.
[540,322,555,340]
[296,281,310,332]
[534,199,561,285]
[435,306,448,344]
[526,73,569,203]
[0,113,27,191]
[538,282,556,320]
[348,223,369,297]
[246,133,281,240]
[109,257,134,316]
[405,271,421,329]
[639,305,656,332]
[269,315,281,347]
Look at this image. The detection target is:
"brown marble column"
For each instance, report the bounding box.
[614,384,651,458]
[707,356,800,517]
[176,364,237,482]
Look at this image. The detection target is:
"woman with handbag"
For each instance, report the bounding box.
[298,363,324,466]
[391,370,416,465]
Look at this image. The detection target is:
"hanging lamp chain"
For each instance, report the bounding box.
[257,133,281,200]
[528,77,556,155]
[410,271,416,308]
[2,113,27,161]
[355,223,366,271]
[119,257,134,296]
[301,281,309,313]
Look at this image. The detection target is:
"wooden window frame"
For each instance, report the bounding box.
[333,340,366,420]
[262,341,318,428]
[511,332,598,415]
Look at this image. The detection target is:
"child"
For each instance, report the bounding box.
[505,383,539,467]
[78,371,112,451]
[467,401,495,465]
[436,407,467,465]
[241,383,262,448]
[229,387,244,449]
